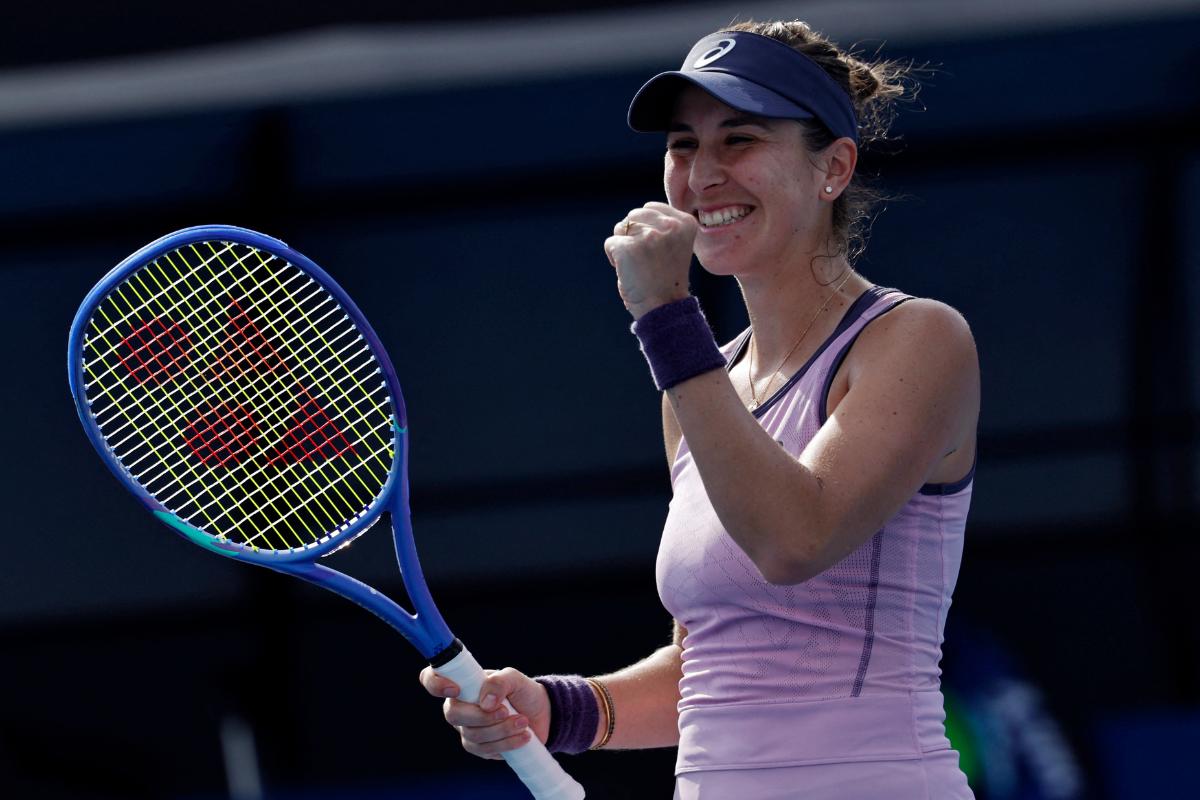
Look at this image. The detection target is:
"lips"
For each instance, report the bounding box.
[696,205,754,228]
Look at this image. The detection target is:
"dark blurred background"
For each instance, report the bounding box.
[2,1,1197,798]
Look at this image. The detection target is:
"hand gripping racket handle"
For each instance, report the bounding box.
[435,646,586,800]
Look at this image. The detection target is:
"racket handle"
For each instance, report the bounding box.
[434,645,586,800]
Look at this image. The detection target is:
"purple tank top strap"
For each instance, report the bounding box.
[813,288,976,495]
[720,285,909,419]
[816,287,914,425]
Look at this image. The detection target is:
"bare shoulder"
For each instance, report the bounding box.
[839,296,980,444]
[849,296,977,379]
[824,295,980,476]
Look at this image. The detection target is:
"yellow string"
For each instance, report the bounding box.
[137,256,306,549]
[83,242,393,551]
[192,243,389,542]
[198,244,385,500]
[156,249,340,544]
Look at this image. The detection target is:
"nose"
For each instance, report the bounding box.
[688,144,725,196]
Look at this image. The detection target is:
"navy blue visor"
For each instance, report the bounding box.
[627,31,859,145]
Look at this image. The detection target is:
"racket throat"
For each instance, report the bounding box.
[428,637,465,669]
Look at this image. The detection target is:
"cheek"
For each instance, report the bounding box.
[663,160,681,203]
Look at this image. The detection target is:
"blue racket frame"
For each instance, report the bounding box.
[67,225,457,661]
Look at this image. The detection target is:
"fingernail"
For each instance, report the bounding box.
[514,717,527,729]
[442,687,458,698]
[481,693,497,710]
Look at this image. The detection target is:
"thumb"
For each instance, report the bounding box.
[475,668,518,710]
[476,667,535,711]
[502,668,548,711]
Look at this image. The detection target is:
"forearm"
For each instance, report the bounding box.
[590,642,683,750]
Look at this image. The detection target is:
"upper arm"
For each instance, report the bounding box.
[797,299,980,571]
[662,392,682,474]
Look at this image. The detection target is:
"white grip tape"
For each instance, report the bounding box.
[435,646,586,800]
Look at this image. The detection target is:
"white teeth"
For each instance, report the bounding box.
[699,206,751,228]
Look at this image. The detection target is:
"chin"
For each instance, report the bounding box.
[695,247,753,278]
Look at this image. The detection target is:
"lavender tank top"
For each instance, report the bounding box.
[656,286,974,776]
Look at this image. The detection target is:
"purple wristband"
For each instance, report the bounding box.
[631,296,727,390]
[534,674,599,754]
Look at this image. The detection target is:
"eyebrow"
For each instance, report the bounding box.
[667,115,774,133]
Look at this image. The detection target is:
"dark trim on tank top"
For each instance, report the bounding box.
[725,285,897,420]
[817,295,976,496]
[817,295,913,426]
[851,527,884,697]
[919,452,976,495]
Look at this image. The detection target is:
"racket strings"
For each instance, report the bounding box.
[131,344,382,492]
[92,281,347,451]
[138,251,347,546]
[82,240,395,552]
[87,290,257,540]
[100,318,358,460]
[114,317,191,386]
[112,244,386,551]
[172,242,390,542]
[161,390,392,537]
[88,250,326,547]
[84,242,241,361]
[236,245,393,468]
[95,256,357,474]
[191,243,392,536]
[196,241,396,540]
[127,354,386,545]
[84,258,305,414]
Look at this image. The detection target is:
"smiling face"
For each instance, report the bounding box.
[664,86,829,278]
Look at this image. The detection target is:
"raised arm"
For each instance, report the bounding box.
[664,298,979,584]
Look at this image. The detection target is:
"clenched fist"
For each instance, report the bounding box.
[603,202,698,319]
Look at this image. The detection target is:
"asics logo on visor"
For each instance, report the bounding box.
[692,38,736,68]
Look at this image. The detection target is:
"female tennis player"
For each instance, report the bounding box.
[421,19,979,799]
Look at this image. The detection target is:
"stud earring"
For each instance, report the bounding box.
[824,186,834,194]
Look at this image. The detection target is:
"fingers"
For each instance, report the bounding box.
[455,708,533,759]
[493,667,550,717]
[473,667,529,711]
[418,665,460,699]
[611,202,694,234]
[603,235,621,268]
[442,694,521,728]
[420,665,543,760]
[443,672,534,759]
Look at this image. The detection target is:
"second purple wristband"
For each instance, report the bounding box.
[535,674,599,755]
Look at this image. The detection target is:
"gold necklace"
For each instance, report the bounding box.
[747,270,854,411]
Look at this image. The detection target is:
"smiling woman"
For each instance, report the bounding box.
[420,18,980,800]
[631,20,911,266]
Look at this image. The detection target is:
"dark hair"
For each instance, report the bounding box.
[725,20,918,266]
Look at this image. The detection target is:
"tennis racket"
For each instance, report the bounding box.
[66,225,585,800]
